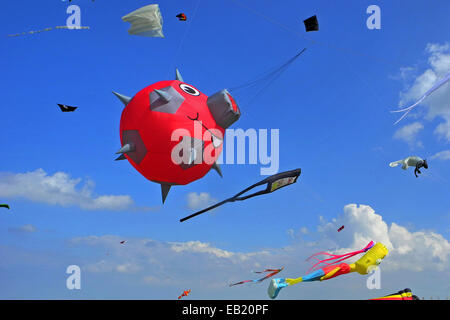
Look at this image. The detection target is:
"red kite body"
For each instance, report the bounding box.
[113,69,240,203]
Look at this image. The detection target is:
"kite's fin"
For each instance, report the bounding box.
[154,89,172,103]
[211,162,223,178]
[116,143,135,154]
[115,154,127,161]
[161,184,171,204]
[112,91,132,106]
[175,68,184,82]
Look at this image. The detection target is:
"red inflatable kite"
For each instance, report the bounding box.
[113,69,241,203]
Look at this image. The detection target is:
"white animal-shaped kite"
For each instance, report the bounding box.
[389,156,428,177]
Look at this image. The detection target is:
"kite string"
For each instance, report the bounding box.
[168,0,202,78]
[228,48,307,92]
[227,0,401,67]
[228,48,307,107]
[227,0,397,111]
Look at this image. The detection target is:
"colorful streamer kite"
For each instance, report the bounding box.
[229,267,284,287]
[370,288,419,300]
[268,242,389,299]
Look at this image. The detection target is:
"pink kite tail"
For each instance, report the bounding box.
[306,241,374,273]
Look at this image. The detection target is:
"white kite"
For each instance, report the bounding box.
[389,156,428,177]
[122,4,164,38]
[391,72,450,124]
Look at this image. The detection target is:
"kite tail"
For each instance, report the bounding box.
[229,280,255,287]
[231,267,284,286]
[306,241,374,273]
[390,160,405,167]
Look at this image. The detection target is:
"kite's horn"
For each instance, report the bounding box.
[154,89,172,103]
[112,91,132,106]
[211,162,223,178]
[161,184,171,204]
[175,68,184,82]
[116,143,135,154]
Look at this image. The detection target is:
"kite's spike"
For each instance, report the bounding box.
[161,184,171,204]
[112,91,132,106]
[116,143,135,154]
[154,89,172,103]
[115,154,127,161]
[211,162,223,178]
[175,68,184,82]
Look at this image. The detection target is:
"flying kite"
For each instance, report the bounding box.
[176,13,187,21]
[58,104,77,112]
[120,241,126,244]
[7,26,89,37]
[389,156,428,177]
[337,225,344,232]
[122,4,164,38]
[370,288,419,300]
[268,241,389,299]
[113,68,241,203]
[178,289,191,299]
[303,15,319,32]
[1,204,10,210]
[391,72,450,124]
[230,267,284,287]
[180,168,301,222]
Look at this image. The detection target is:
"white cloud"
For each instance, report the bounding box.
[0,169,146,211]
[316,204,450,272]
[186,192,217,210]
[393,122,424,147]
[8,224,38,233]
[397,42,450,140]
[430,150,450,160]
[116,263,141,274]
[169,241,235,259]
[67,204,450,299]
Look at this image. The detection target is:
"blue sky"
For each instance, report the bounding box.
[0,0,449,299]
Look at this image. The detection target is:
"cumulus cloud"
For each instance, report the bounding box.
[430,150,450,161]
[8,224,38,234]
[169,241,235,259]
[393,122,424,147]
[0,169,146,211]
[68,204,450,299]
[315,204,450,272]
[397,42,450,140]
[186,192,217,210]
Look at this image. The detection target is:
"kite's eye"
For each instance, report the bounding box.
[180,84,200,96]
[211,135,223,148]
